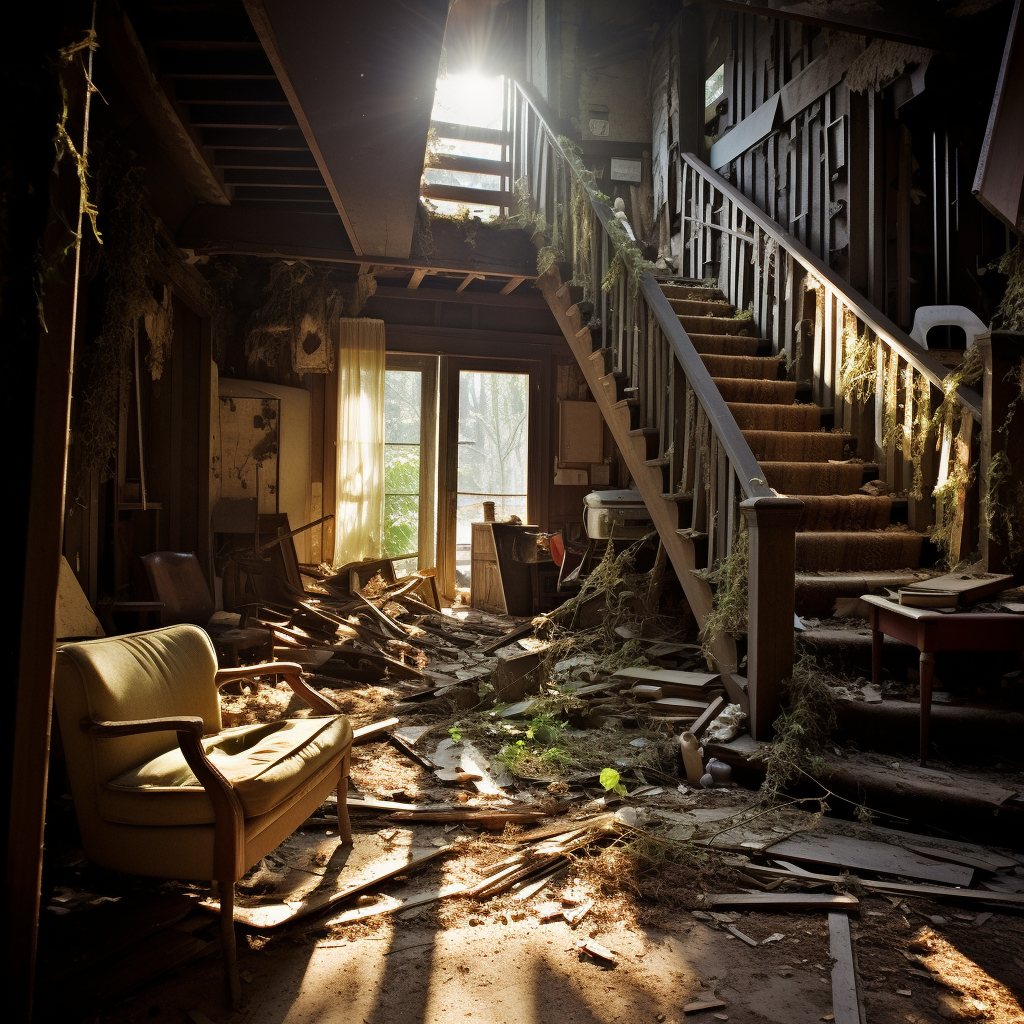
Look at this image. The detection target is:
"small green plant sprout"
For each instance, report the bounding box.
[448,725,462,744]
[599,767,628,796]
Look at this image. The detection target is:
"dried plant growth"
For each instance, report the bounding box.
[750,657,837,806]
[693,522,749,668]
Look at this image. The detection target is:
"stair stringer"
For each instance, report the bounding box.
[537,267,742,682]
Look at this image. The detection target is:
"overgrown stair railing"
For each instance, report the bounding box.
[679,152,984,562]
[509,81,802,738]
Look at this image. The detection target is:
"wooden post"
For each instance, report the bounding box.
[978,331,1024,577]
[740,496,804,739]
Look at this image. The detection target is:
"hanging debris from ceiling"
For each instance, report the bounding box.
[245,260,377,374]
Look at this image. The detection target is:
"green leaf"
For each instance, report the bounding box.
[599,767,621,792]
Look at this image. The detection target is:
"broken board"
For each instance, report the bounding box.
[200,832,449,928]
[613,667,721,697]
[765,833,975,886]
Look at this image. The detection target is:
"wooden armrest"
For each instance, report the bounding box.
[215,663,341,716]
[84,715,203,737]
[84,713,243,875]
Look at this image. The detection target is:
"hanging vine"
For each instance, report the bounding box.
[72,149,160,494]
[36,26,102,330]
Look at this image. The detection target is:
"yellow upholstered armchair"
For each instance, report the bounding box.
[53,624,353,1006]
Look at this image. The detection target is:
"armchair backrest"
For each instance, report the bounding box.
[141,552,215,627]
[54,625,222,792]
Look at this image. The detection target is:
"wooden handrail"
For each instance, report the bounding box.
[680,151,983,420]
[515,86,774,502]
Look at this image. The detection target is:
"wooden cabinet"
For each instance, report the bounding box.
[470,523,506,614]
[470,522,559,616]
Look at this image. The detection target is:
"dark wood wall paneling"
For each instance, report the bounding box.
[680,10,1012,331]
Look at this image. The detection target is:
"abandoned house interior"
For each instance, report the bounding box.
[5,0,1024,1021]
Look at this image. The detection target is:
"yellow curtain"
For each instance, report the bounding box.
[333,318,386,567]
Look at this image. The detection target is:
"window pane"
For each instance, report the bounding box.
[455,371,529,584]
[423,167,502,191]
[384,370,422,562]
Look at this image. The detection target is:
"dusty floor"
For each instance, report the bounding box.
[41,570,1024,1024]
[42,807,1024,1024]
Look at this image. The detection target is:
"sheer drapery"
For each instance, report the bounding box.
[333,318,386,568]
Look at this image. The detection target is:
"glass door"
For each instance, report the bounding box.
[383,356,437,576]
[448,367,531,589]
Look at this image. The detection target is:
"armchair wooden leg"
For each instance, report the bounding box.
[337,749,352,845]
[218,880,242,1009]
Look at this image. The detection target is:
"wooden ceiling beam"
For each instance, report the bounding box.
[176,203,537,279]
[408,268,429,289]
[244,0,449,259]
[696,1,949,48]
[500,276,527,295]
[98,6,231,205]
[455,273,482,293]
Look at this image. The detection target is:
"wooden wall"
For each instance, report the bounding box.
[653,6,1012,331]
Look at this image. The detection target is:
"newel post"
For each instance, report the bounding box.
[740,496,804,739]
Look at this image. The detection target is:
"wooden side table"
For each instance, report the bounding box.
[861,594,1023,764]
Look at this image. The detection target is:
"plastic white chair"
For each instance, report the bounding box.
[909,305,988,350]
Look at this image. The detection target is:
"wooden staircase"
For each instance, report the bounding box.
[509,80,983,738]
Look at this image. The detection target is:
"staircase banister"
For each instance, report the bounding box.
[513,85,775,503]
[638,274,776,501]
[681,152,983,421]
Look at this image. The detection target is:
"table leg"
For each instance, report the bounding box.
[919,651,935,765]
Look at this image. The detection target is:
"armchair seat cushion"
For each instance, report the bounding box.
[100,715,353,826]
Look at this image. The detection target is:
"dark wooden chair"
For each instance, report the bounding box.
[141,551,274,667]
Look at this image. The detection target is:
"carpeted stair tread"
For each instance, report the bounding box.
[793,495,894,532]
[762,461,867,495]
[701,353,781,379]
[728,402,821,430]
[714,378,799,404]
[666,297,735,316]
[688,334,762,356]
[677,315,759,336]
[794,569,936,617]
[659,284,725,301]
[795,530,923,571]
[742,429,849,462]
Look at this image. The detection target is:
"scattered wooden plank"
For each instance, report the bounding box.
[903,843,1016,874]
[647,697,711,715]
[388,732,434,770]
[708,893,859,910]
[683,999,726,1014]
[346,797,456,814]
[481,622,535,655]
[743,863,1024,905]
[828,910,865,1024]
[386,809,549,828]
[352,718,400,744]
[325,883,468,926]
[632,684,664,701]
[577,938,617,964]
[562,899,594,926]
[203,844,452,928]
[613,667,722,696]
[690,695,727,740]
[765,834,975,887]
[724,924,760,947]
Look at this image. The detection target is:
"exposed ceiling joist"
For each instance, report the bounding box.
[697,0,951,48]
[243,0,449,259]
[99,6,231,205]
